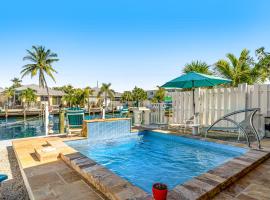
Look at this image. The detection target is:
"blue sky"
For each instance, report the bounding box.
[0,0,269,92]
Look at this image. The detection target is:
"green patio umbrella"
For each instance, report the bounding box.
[161,71,231,115]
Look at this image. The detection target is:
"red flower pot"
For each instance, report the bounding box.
[152,183,168,200]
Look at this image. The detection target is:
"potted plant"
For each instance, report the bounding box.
[152,183,168,200]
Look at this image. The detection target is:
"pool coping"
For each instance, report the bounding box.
[12,131,270,200]
[60,151,150,200]
[61,130,270,200]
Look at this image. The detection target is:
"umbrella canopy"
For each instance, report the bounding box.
[162,72,231,89]
[162,71,231,115]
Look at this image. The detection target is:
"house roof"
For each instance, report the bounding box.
[15,84,66,96]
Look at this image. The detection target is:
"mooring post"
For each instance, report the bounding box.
[59,105,65,134]
[5,105,8,125]
[45,102,49,136]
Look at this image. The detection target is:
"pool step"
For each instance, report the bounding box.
[34,145,59,162]
[34,140,66,161]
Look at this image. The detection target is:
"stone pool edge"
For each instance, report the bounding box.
[148,129,270,199]
[59,144,150,200]
[62,130,270,200]
[12,133,270,200]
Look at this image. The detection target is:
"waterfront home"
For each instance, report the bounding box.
[89,87,122,110]
[11,84,65,109]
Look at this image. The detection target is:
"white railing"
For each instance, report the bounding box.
[150,103,168,124]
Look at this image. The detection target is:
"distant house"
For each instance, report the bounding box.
[15,84,65,107]
[88,87,122,109]
[146,90,157,100]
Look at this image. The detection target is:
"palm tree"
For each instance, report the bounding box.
[121,91,133,106]
[152,86,166,103]
[21,45,59,107]
[84,87,94,114]
[183,61,212,75]
[97,83,115,111]
[10,77,22,107]
[19,88,37,109]
[255,47,270,81]
[10,77,22,88]
[62,90,75,107]
[215,49,262,87]
[4,87,14,108]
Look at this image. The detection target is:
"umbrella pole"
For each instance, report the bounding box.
[192,81,195,116]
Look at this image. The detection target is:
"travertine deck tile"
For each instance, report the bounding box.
[12,137,106,200]
[171,185,201,200]
[28,171,65,190]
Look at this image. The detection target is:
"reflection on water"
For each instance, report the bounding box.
[0,116,59,140]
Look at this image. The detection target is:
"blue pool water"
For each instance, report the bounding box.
[66,131,247,193]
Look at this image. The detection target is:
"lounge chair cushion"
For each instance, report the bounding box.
[0,174,8,182]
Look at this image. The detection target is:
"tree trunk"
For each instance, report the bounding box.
[88,96,90,115]
[46,85,51,107]
[105,93,108,111]
[13,94,16,108]
[43,78,51,108]
[23,103,26,122]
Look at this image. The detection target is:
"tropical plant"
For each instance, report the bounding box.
[183,61,212,75]
[10,77,22,107]
[121,91,133,106]
[53,85,73,94]
[19,88,37,108]
[132,87,147,107]
[97,83,115,111]
[83,87,94,113]
[4,87,14,108]
[61,86,94,108]
[62,89,75,107]
[10,77,22,88]
[215,49,264,87]
[21,45,59,106]
[255,47,270,80]
[152,86,166,103]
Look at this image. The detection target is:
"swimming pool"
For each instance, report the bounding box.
[66,130,247,193]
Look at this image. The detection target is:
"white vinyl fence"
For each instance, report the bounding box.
[170,83,270,134]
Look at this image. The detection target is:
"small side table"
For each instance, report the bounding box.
[191,124,200,135]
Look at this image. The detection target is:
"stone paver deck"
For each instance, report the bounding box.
[12,136,107,200]
[213,139,270,200]
[11,133,270,200]
[24,160,106,200]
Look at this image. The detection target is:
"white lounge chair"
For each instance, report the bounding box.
[169,113,200,134]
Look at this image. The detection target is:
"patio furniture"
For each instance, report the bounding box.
[0,174,8,184]
[66,108,85,135]
[120,106,129,117]
[169,113,200,134]
[205,108,261,148]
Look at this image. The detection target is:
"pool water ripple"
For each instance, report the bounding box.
[66,131,247,193]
